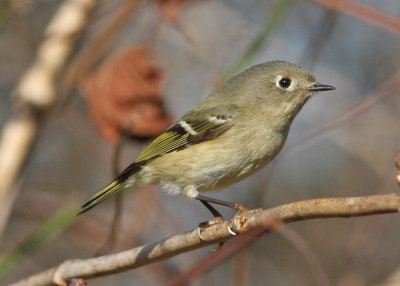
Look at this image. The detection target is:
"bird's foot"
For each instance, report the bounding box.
[231,203,248,213]
[197,216,224,240]
[228,208,262,235]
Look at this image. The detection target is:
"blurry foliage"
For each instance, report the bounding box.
[0,0,33,27]
[222,0,294,83]
[0,202,79,279]
[0,0,12,27]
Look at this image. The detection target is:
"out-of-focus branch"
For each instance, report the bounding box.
[94,130,126,255]
[9,193,400,286]
[60,0,144,99]
[310,0,400,36]
[284,68,400,156]
[169,222,329,286]
[0,0,97,240]
[377,267,400,286]
[299,9,337,68]
[221,0,293,83]
[395,148,400,186]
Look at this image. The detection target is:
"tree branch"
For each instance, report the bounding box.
[9,193,400,286]
[0,0,97,241]
[310,0,400,36]
[395,148,400,186]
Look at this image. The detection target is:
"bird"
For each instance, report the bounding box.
[78,61,335,216]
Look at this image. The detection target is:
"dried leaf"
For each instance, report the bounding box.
[80,47,173,143]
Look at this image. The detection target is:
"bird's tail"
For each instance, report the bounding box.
[78,179,126,215]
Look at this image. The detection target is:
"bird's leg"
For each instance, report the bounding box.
[183,186,245,241]
[200,200,223,219]
[183,186,247,212]
[197,201,224,241]
[196,194,248,213]
[182,186,224,241]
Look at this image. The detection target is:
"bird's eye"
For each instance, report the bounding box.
[278,78,291,89]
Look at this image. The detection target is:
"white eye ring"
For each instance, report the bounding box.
[275,75,294,91]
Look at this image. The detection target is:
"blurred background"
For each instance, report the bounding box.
[1,0,400,285]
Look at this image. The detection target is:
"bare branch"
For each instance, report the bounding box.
[0,0,97,241]
[395,148,400,186]
[9,193,400,286]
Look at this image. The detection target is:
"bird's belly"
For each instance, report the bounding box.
[199,161,264,192]
[145,128,286,193]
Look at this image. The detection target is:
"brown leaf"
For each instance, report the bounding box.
[80,47,173,143]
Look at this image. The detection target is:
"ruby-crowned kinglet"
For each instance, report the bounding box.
[78,61,334,215]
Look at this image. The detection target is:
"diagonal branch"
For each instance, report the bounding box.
[310,0,400,36]
[9,193,400,286]
[395,148,400,186]
[0,0,97,241]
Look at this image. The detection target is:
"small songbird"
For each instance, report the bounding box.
[78,61,334,215]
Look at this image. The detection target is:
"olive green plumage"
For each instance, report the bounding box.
[79,61,334,215]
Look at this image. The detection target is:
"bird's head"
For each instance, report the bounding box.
[223,61,335,118]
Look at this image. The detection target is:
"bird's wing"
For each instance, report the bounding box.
[134,105,239,163]
[78,105,239,215]
[115,104,239,180]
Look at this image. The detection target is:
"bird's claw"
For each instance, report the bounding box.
[197,227,206,240]
[228,208,263,235]
[197,216,223,240]
[227,225,237,236]
[233,203,248,213]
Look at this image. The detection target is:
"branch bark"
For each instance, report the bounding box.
[395,148,400,186]
[9,193,400,286]
[0,0,97,241]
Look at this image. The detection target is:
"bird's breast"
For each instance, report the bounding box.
[197,126,288,190]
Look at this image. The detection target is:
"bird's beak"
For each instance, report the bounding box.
[307,83,335,92]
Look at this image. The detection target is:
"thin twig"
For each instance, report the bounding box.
[299,9,337,69]
[278,226,330,286]
[221,0,294,82]
[232,249,249,286]
[168,223,270,286]
[284,68,400,157]
[169,217,329,286]
[95,116,142,255]
[395,148,400,187]
[9,193,400,286]
[94,133,125,255]
[60,0,144,105]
